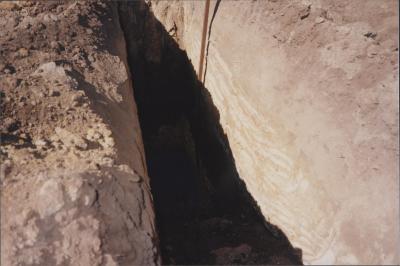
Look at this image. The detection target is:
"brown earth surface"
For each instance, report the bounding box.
[1,0,399,265]
[1,1,158,265]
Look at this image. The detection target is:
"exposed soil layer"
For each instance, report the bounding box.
[150,1,400,264]
[119,2,303,265]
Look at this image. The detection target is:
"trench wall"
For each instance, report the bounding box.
[1,1,159,265]
[151,0,400,264]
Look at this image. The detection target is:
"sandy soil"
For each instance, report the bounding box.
[151,0,399,264]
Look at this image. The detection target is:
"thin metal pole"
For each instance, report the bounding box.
[198,0,211,82]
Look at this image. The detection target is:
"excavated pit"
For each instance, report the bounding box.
[118,2,303,264]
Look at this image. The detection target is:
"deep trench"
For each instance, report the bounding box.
[118,2,302,265]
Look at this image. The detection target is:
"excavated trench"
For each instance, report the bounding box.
[118,2,302,265]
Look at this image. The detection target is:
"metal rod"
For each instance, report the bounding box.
[198,0,211,82]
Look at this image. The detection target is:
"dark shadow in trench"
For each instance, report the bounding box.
[118,2,303,265]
